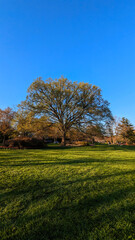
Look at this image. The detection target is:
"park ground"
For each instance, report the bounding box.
[0,145,135,240]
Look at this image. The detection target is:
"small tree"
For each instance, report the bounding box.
[0,107,14,145]
[85,124,105,143]
[19,77,113,146]
[13,110,52,139]
[117,117,135,144]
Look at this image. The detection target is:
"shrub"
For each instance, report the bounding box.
[6,137,46,149]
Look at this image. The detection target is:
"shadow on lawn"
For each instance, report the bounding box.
[41,144,135,151]
[42,144,135,151]
[0,144,135,152]
[1,174,134,240]
[0,155,135,167]
[1,146,135,239]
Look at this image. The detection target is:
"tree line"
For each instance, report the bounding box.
[0,77,135,147]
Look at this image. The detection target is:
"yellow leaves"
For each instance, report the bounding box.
[17,76,113,143]
[0,108,14,136]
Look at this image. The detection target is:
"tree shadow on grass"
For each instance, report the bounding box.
[1,175,134,240]
[0,144,135,152]
[45,144,135,152]
[0,155,135,167]
[1,146,135,239]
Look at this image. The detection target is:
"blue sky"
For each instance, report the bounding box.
[0,0,135,124]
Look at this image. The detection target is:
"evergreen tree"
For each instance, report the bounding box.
[117,117,135,144]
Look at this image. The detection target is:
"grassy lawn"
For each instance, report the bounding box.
[0,145,135,240]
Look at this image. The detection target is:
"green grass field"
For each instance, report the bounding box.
[0,145,135,240]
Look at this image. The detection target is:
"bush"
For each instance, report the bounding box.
[6,137,46,149]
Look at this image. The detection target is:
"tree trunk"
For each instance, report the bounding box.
[111,135,113,144]
[92,137,95,144]
[2,135,6,146]
[61,132,66,146]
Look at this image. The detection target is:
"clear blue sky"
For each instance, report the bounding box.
[0,0,135,124]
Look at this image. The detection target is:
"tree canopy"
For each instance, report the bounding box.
[117,117,135,144]
[19,77,113,145]
[0,107,14,145]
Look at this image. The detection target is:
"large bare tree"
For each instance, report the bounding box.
[19,77,113,145]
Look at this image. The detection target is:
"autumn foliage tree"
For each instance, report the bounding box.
[0,107,14,145]
[13,110,52,139]
[117,117,135,144]
[19,77,113,145]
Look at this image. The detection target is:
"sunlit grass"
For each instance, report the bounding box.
[0,145,135,240]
